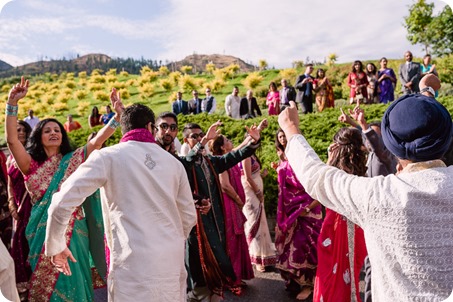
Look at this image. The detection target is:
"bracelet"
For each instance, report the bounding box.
[5,103,18,116]
[107,118,120,129]
[255,190,261,195]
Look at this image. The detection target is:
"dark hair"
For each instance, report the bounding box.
[18,120,32,141]
[366,63,377,76]
[327,127,367,176]
[424,54,431,59]
[269,82,277,90]
[351,60,363,72]
[26,118,73,163]
[275,128,285,152]
[209,135,225,156]
[305,63,314,67]
[182,123,202,138]
[380,57,387,63]
[91,106,100,117]
[316,68,326,79]
[156,111,178,125]
[120,104,155,134]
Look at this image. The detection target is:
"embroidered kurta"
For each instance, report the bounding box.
[286,134,453,301]
[45,142,197,302]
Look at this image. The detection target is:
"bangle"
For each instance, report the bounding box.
[255,190,261,195]
[107,118,120,129]
[5,104,18,116]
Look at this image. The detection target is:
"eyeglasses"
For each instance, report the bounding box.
[189,132,204,140]
[158,123,178,132]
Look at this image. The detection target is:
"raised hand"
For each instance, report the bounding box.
[8,76,29,105]
[245,124,260,142]
[51,247,77,276]
[278,101,300,140]
[204,120,222,141]
[110,88,125,117]
[257,118,268,132]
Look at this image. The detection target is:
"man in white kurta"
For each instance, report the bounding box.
[278,99,453,301]
[224,86,241,119]
[45,104,197,301]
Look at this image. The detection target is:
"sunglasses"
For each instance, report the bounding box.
[158,123,178,131]
[189,132,204,140]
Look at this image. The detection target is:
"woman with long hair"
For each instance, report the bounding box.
[377,57,397,104]
[347,60,368,105]
[313,69,335,112]
[5,77,123,301]
[274,129,323,300]
[88,106,102,128]
[6,120,33,300]
[366,63,379,104]
[266,82,280,116]
[209,135,254,296]
[313,127,368,302]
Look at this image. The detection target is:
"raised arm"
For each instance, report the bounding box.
[85,88,124,157]
[5,77,32,175]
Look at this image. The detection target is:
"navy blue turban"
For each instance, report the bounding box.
[381,94,453,161]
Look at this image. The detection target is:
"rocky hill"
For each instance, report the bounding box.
[168,54,256,73]
[0,53,256,78]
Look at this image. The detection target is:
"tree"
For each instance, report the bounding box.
[258,59,268,71]
[404,0,434,54]
[326,53,338,67]
[428,5,453,56]
[292,60,304,69]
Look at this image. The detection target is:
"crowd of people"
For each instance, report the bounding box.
[0,49,451,302]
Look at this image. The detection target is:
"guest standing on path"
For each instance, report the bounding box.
[278,97,453,301]
[377,57,397,104]
[398,51,420,94]
[46,103,197,302]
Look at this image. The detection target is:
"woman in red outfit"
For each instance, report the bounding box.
[313,127,368,302]
[347,61,368,105]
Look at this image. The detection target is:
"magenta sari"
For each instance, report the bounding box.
[275,160,322,288]
[223,165,254,291]
[8,157,32,295]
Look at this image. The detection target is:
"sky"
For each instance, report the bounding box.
[0,0,451,69]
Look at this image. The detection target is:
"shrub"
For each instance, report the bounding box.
[119,71,129,77]
[88,83,104,92]
[242,72,264,90]
[91,69,102,76]
[106,69,117,76]
[106,75,117,83]
[140,66,152,76]
[179,74,197,92]
[56,93,70,103]
[169,71,182,85]
[139,83,154,99]
[53,102,69,112]
[205,63,216,74]
[94,91,110,102]
[279,68,298,83]
[77,101,91,116]
[210,79,226,92]
[90,75,106,84]
[74,90,88,100]
[159,66,170,76]
[78,71,87,79]
[118,88,130,100]
[65,80,76,89]
[160,79,173,92]
[180,65,193,74]
[1,84,11,93]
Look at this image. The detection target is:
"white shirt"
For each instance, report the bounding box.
[0,241,20,302]
[24,116,40,128]
[45,141,197,301]
[286,134,453,301]
[224,94,241,119]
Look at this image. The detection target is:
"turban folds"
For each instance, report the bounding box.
[381,94,453,161]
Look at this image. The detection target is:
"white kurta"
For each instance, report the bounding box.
[286,134,453,302]
[45,141,197,302]
[0,240,20,302]
[225,95,241,119]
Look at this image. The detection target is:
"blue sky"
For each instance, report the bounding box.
[0,0,451,68]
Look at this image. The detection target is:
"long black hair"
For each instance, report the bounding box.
[18,120,33,143]
[26,118,74,163]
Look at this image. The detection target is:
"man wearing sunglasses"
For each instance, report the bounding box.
[155,111,182,155]
[180,121,262,302]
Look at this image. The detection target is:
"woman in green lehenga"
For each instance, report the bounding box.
[5,77,123,301]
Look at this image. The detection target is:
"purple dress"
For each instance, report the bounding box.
[275,160,322,288]
[377,68,396,103]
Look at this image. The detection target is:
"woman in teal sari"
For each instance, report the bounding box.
[5,77,123,301]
